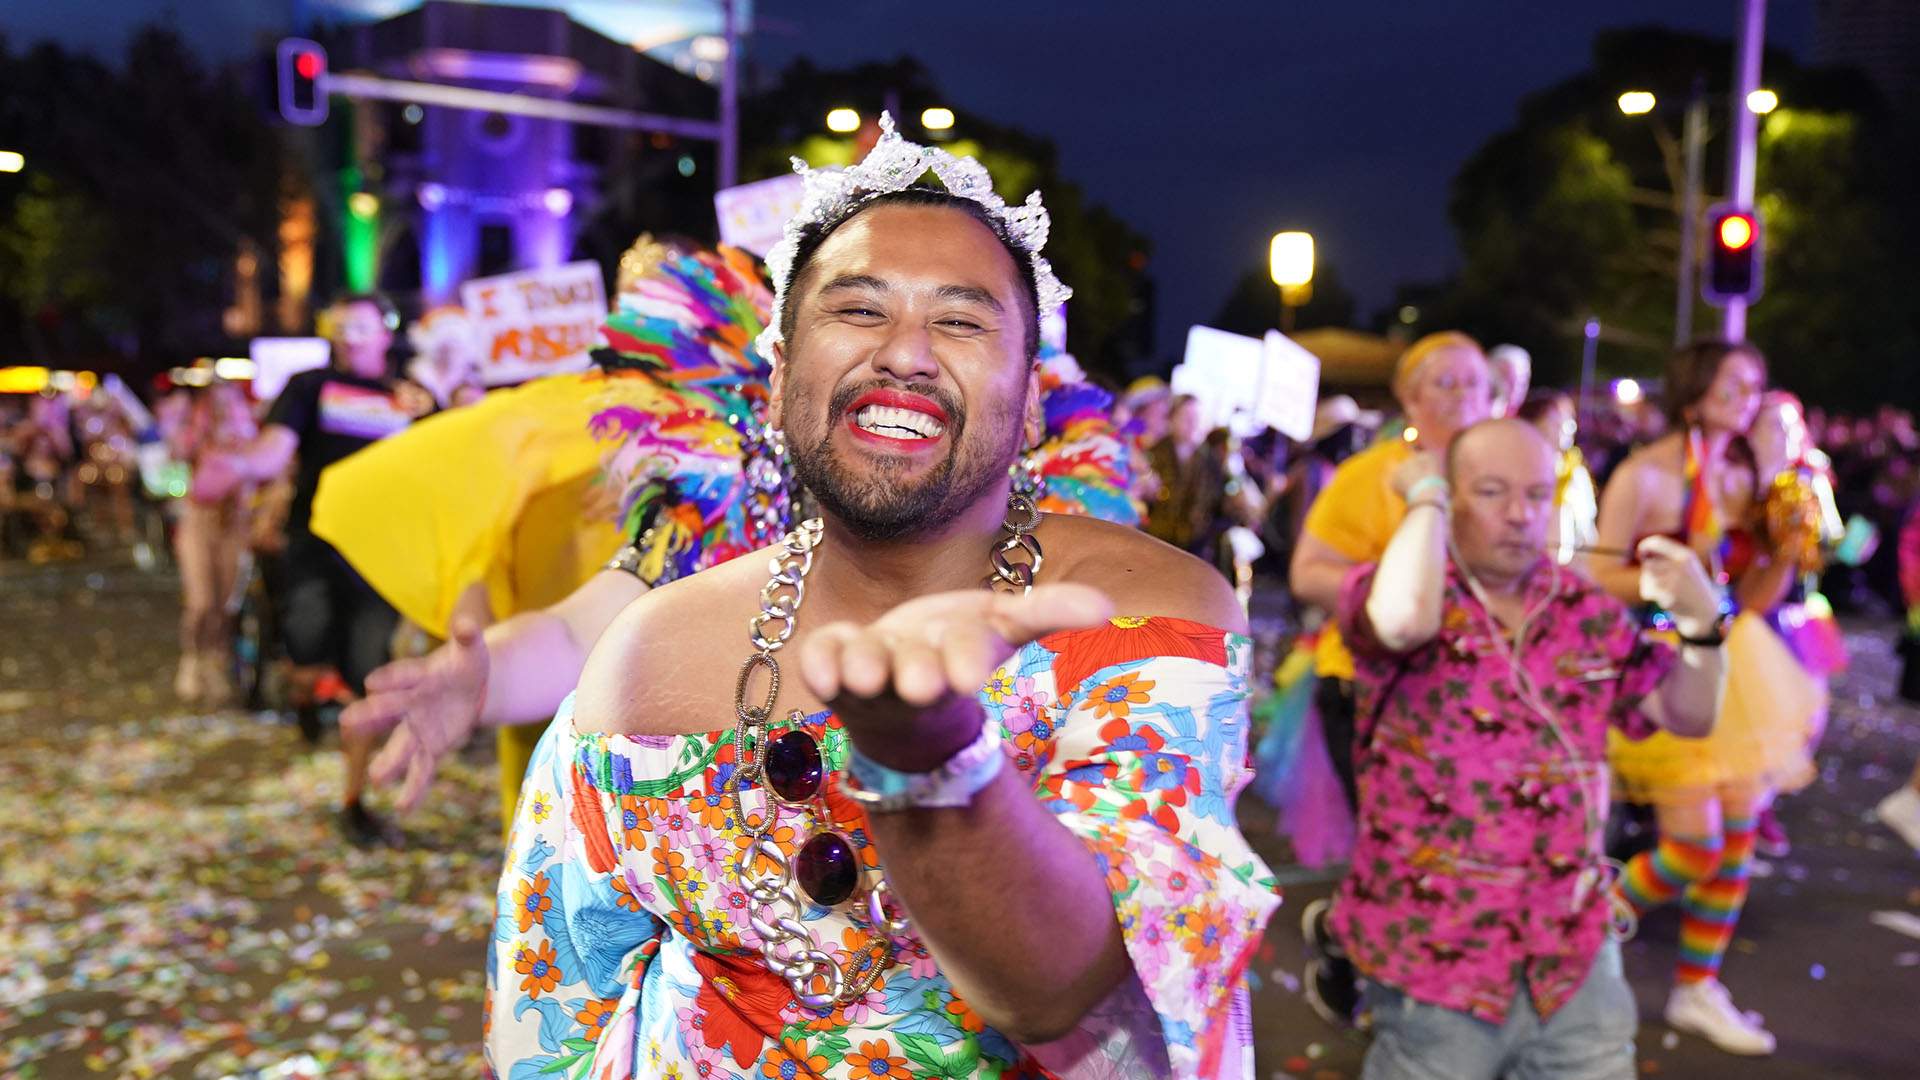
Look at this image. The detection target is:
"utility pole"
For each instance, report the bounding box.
[1722,0,1766,342]
[719,0,739,189]
[1675,78,1707,345]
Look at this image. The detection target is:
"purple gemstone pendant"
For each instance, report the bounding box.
[765,729,825,804]
[796,831,858,907]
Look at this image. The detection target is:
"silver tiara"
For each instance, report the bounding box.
[756,112,1072,363]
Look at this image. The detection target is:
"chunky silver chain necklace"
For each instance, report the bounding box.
[726,494,1040,1009]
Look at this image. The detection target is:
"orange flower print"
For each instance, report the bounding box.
[689,790,732,829]
[514,939,563,998]
[653,842,690,883]
[847,1039,914,1080]
[575,998,617,1042]
[1084,671,1156,721]
[512,872,553,933]
[615,795,654,849]
[732,822,797,875]
[760,1035,830,1080]
[1180,903,1230,968]
[944,995,987,1035]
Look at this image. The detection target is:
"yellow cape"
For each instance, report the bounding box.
[310,371,661,636]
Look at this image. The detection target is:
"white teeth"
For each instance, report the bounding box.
[854,404,945,439]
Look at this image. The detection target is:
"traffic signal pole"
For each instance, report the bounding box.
[1722,0,1766,342]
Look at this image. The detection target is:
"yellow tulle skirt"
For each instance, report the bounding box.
[1609,611,1823,803]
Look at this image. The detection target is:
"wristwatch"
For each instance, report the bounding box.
[1675,611,1733,647]
[842,722,1006,813]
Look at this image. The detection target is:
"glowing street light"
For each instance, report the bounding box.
[826,108,861,133]
[0,150,23,173]
[1270,230,1314,333]
[347,192,379,219]
[1269,231,1314,287]
[1617,91,1657,116]
[921,107,955,131]
[1614,378,1643,405]
[1746,88,1778,114]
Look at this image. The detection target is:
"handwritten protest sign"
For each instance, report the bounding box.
[715,174,806,258]
[460,261,607,386]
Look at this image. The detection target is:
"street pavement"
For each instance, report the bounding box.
[3,556,1918,1078]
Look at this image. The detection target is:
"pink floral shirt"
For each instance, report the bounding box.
[1330,561,1675,1023]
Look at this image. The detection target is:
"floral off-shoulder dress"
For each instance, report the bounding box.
[486,616,1280,1079]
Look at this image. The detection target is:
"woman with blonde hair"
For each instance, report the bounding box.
[1591,340,1818,1057]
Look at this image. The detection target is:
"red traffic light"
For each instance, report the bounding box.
[1717,213,1756,252]
[276,38,329,126]
[1703,206,1762,305]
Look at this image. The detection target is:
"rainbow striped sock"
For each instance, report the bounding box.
[1617,833,1724,915]
[1677,817,1757,984]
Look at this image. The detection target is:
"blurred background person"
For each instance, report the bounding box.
[1518,389,1598,564]
[1591,340,1811,1056]
[1487,343,1531,418]
[1144,392,1231,562]
[190,293,432,847]
[156,376,258,705]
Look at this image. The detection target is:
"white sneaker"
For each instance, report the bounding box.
[1876,785,1920,853]
[1665,979,1776,1056]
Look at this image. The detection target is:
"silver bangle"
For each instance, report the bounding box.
[841,721,1006,813]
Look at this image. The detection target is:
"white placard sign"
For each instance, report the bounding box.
[1258,330,1321,442]
[715,174,806,258]
[249,337,331,402]
[460,261,607,386]
[1171,325,1321,440]
[1173,325,1265,435]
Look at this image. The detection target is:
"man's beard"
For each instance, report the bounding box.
[785,379,1020,542]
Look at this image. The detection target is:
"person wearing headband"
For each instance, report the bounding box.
[1332,418,1722,1079]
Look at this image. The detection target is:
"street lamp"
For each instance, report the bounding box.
[1269,231,1314,334]
[1617,91,1656,116]
[826,108,861,133]
[1620,84,1707,345]
[921,107,955,131]
[0,150,23,173]
[1746,88,1778,114]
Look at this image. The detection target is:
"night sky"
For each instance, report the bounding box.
[8,0,1817,359]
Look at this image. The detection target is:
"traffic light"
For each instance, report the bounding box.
[277,38,329,126]
[1703,205,1763,305]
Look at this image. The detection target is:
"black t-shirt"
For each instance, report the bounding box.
[265,367,416,536]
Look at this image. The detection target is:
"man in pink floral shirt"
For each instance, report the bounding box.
[1328,419,1726,1079]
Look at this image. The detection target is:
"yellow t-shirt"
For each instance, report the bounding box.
[1301,437,1413,680]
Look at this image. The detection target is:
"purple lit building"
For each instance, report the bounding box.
[319,0,716,305]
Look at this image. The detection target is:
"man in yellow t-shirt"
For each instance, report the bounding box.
[1289,331,1494,797]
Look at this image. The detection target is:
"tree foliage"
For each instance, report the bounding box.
[0,28,292,376]
[1407,26,1919,408]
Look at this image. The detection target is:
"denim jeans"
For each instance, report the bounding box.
[1360,940,1637,1080]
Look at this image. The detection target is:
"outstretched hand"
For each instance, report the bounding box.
[341,614,491,813]
[796,584,1115,771]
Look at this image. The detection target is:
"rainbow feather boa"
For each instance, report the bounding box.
[586,243,1140,585]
